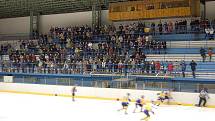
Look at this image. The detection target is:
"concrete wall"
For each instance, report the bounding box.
[0,17,30,35]
[0,10,109,35]
[0,82,214,106]
[206,1,215,20]
[0,3,214,35]
[40,11,92,34]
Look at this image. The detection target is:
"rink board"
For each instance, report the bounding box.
[0,82,215,108]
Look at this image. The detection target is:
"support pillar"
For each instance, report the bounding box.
[30,11,40,39]
[92,0,102,30]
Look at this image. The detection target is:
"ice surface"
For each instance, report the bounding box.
[0,92,214,121]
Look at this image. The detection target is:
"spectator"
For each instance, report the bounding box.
[205,27,210,40]
[151,22,155,35]
[118,60,123,73]
[168,21,173,33]
[200,47,206,62]
[198,88,209,107]
[190,60,197,78]
[209,27,214,40]
[180,60,186,77]
[155,61,161,74]
[208,48,213,62]
[175,21,179,33]
[167,61,173,75]
[151,60,156,74]
[145,61,150,74]
[158,21,163,35]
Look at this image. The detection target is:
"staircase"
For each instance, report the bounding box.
[146,54,206,62]
[167,40,215,48]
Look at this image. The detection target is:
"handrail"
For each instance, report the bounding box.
[0,62,214,79]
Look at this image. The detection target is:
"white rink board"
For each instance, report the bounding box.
[0,82,215,106]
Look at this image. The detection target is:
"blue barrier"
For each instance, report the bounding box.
[153,34,206,41]
[0,72,215,93]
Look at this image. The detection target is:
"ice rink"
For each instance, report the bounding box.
[0,92,214,121]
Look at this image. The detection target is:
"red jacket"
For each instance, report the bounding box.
[155,62,161,70]
[168,63,173,71]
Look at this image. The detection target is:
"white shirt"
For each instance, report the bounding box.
[209,28,214,34]
[205,28,210,34]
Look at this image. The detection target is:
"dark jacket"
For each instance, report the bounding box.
[190,61,197,71]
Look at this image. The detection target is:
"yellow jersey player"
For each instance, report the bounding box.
[118,96,131,114]
[133,95,145,113]
[164,90,172,104]
[157,91,165,106]
[157,90,172,105]
[141,100,156,121]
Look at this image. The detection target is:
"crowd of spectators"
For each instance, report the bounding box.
[1,18,215,78]
[0,23,167,75]
[0,47,197,78]
[140,18,213,35]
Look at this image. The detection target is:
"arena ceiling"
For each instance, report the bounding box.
[0,0,213,19]
[0,0,128,19]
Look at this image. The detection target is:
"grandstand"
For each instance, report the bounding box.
[0,0,214,85]
[0,1,215,120]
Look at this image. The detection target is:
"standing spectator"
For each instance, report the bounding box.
[208,48,213,62]
[158,21,163,35]
[180,60,186,78]
[162,61,168,75]
[205,27,210,40]
[175,21,179,33]
[151,61,156,74]
[200,47,206,62]
[209,27,214,40]
[190,60,197,78]
[198,88,209,107]
[155,61,161,74]
[163,22,168,33]
[168,21,173,33]
[107,60,112,72]
[167,61,173,75]
[118,60,123,73]
[145,61,150,74]
[101,60,106,72]
[151,22,155,35]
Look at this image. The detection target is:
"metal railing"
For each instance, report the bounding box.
[0,62,214,78]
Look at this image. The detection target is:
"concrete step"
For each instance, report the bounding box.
[167,40,215,48]
[146,54,215,62]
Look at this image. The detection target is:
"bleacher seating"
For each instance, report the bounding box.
[0,20,214,80]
